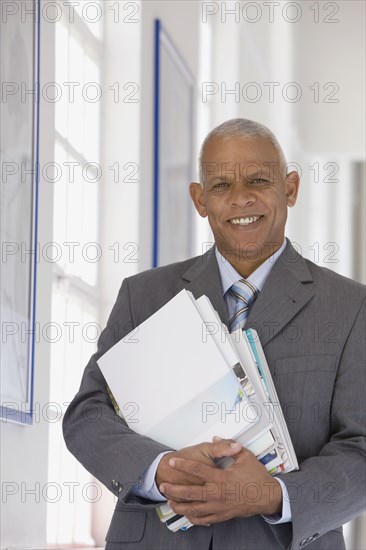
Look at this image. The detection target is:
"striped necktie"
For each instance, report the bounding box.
[228,279,259,332]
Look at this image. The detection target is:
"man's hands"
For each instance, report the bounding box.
[157,438,283,526]
[155,438,242,488]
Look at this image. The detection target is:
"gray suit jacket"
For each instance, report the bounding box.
[63,242,366,550]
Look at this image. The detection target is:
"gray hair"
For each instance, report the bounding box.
[198,118,287,183]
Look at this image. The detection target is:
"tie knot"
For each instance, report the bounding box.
[228,279,259,331]
[230,278,259,303]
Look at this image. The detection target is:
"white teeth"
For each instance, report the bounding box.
[229,216,260,225]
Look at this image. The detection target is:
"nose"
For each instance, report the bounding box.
[230,184,256,207]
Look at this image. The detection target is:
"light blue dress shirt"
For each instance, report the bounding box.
[134,240,292,524]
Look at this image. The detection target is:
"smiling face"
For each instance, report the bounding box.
[190,135,300,276]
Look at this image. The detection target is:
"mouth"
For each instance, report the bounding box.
[228,215,263,226]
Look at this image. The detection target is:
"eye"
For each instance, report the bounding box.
[214,181,229,189]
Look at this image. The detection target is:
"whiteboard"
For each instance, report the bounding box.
[0,0,39,424]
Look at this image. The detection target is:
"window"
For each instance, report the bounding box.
[47,2,102,545]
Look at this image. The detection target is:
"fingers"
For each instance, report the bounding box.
[160,483,202,502]
[168,500,216,519]
[166,499,228,526]
[156,440,243,488]
[164,456,216,483]
[209,438,242,459]
[156,452,206,487]
[160,481,220,503]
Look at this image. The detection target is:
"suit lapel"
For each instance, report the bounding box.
[179,247,229,326]
[179,242,315,349]
[246,242,315,347]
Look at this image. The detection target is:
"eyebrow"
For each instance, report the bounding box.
[206,168,271,182]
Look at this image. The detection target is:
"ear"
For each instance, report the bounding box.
[285,171,300,207]
[189,182,208,217]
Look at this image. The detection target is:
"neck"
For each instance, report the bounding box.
[217,241,284,278]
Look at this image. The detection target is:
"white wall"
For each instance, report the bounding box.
[293,1,365,156]
[1,17,55,550]
[99,2,142,325]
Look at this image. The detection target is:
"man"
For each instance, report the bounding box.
[63,119,365,549]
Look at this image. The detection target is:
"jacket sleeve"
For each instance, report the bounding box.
[270,298,366,550]
[62,277,173,506]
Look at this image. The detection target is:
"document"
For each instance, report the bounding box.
[98,289,298,532]
[98,290,259,449]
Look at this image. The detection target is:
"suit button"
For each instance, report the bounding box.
[300,539,309,546]
[313,533,319,539]
[111,479,118,488]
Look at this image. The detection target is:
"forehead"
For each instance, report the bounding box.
[202,136,280,166]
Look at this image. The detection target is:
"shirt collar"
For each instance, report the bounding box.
[215,239,287,295]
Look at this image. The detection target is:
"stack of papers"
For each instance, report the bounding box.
[98,289,298,532]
